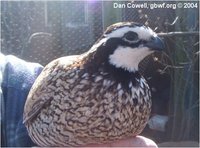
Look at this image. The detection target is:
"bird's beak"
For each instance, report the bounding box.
[145,36,165,51]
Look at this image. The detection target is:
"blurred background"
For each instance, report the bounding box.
[1,0,199,146]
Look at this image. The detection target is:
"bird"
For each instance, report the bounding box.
[23,22,165,146]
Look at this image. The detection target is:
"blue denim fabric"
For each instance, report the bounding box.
[1,54,43,147]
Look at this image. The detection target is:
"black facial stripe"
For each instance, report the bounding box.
[106,38,142,50]
[123,31,139,41]
[84,37,141,69]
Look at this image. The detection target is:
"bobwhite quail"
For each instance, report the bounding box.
[23,22,165,146]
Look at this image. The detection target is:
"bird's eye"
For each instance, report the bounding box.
[123,31,139,43]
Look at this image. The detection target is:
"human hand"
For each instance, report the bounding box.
[82,136,157,147]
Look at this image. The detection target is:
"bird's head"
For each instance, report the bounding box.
[89,22,165,73]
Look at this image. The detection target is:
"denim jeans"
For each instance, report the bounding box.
[1,54,43,147]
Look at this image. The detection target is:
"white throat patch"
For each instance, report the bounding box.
[109,46,153,72]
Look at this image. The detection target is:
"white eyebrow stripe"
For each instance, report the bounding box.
[105,26,157,40]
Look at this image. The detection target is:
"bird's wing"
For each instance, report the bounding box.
[23,55,79,124]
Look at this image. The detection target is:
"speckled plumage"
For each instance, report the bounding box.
[23,22,164,146]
